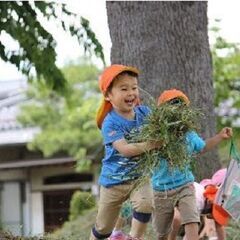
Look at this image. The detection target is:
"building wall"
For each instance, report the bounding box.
[0,163,97,236]
[0,182,22,235]
[31,192,44,235]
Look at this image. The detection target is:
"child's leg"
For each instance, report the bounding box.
[215,221,226,240]
[90,185,127,240]
[178,184,200,240]
[168,207,182,240]
[129,181,153,238]
[198,216,207,238]
[112,200,132,233]
[152,191,175,240]
[184,222,199,240]
[129,217,148,238]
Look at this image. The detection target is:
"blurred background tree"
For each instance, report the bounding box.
[0,1,104,93]
[211,20,240,134]
[107,1,219,179]
[18,59,102,171]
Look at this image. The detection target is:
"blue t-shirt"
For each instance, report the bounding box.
[151,131,206,191]
[99,105,150,187]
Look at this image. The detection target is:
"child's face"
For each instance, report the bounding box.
[168,98,184,105]
[105,74,139,116]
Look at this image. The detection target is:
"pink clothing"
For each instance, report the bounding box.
[212,168,227,186]
[194,182,205,212]
[200,168,227,187]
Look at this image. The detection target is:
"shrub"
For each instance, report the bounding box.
[69,191,95,221]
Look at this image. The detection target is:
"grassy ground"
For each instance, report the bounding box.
[1,207,240,239]
[51,208,240,240]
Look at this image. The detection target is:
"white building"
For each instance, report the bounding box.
[0,79,97,236]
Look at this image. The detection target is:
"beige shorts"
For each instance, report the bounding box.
[153,183,200,238]
[94,181,153,235]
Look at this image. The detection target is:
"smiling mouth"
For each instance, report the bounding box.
[125,99,135,105]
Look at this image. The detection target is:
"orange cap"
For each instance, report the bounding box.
[96,64,139,129]
[157,89,190,105]
[212,204,230,226]
[203,185,218,202]
[203,185,230,226]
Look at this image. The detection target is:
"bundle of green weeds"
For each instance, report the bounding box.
[128,101,204,184]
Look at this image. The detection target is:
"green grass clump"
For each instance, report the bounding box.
[127,101,204,184]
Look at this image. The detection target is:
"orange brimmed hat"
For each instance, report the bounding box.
[96,64,139,129]
[203,185,230,226]
[157,89,190,105]
[212,204,230,226]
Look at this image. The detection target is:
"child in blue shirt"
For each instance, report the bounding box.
[90,64,159,240]
[151,89,232,240]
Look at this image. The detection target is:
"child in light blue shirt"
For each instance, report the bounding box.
[152,89,232,240]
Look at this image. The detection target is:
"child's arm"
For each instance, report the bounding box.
[201,127,232,153]
[113,138,160,157]
[215,222,226,240]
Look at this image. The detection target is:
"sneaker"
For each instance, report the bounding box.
[108,230,126,240]
[125,236,143,240]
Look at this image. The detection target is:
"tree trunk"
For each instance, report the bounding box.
[106,1,220,179]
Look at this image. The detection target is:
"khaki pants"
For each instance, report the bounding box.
[153,183,200,238]
[94,181,153,236]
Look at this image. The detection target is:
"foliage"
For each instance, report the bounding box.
[69,191,95,221]
[0,1,104,93]
[127,99,203,185]
[210,21,240,130]
[17,60,102,171]
[52,208,97,240]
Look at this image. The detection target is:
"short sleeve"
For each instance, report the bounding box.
[101,119,124,145]
[187,131,206,153]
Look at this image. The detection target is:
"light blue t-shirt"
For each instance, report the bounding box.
[151,131,206,191]
[99,105,150,187]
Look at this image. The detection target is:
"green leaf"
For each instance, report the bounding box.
[0,1,105,93]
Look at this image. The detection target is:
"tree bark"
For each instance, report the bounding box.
[106,1,220,179]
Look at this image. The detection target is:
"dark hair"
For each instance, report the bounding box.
[168,98,185,105]
[106,71,138,94]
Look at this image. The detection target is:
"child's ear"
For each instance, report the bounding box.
[104,94,110,101]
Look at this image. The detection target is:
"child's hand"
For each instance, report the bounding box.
[218,127,233,139]
[203,127,233,153]
[147,140,163,150]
